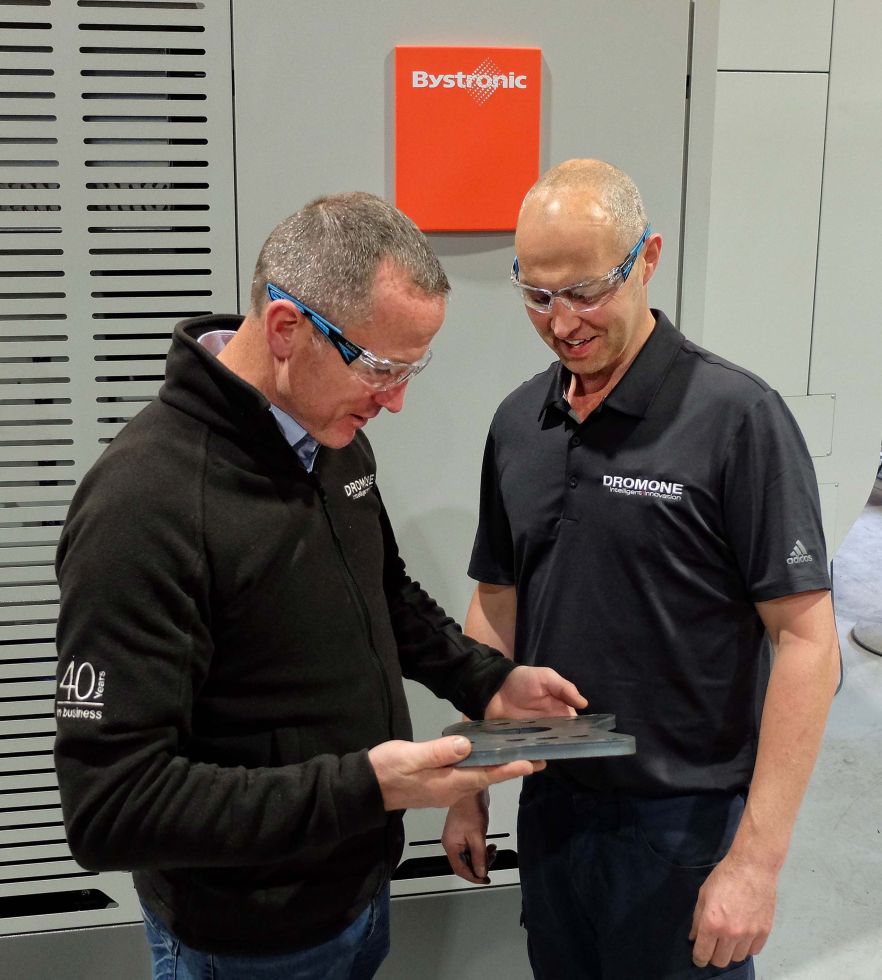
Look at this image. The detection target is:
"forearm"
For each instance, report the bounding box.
[56,737,387,871]
[464,583,516,659]
[441,581,512,879]
[380,506,514,716]
[386,576,515,716]
[728,626,839,871]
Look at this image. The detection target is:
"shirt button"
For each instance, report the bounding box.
[568,476,578,489]
[571,435,581,447]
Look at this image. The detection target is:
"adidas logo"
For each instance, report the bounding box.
[787,540,814,565]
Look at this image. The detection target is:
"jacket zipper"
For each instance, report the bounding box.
[313,478,401,880]
[313,481,394,740]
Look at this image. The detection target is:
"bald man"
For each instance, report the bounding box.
[442,161,839,979]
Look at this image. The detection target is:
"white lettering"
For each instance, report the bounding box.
[56,706,103,721]
[411,70,529,92]
[60,659,97,702]
[59,661,75,700]
[74,661,96,701]
[602,472,686,503]
[343,474,376,500]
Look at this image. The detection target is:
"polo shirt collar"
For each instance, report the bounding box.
[540,309,682,422]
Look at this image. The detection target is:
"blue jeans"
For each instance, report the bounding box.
[518,773,755,980]
[141,887,390,980]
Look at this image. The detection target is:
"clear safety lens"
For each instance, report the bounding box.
[351,348,432,391]
[515,276,622,314]
[511,224,651,315]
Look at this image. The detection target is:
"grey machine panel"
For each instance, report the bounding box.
[680,0,882,554]
[0,0,236,965]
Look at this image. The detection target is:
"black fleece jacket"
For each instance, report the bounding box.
[53,315,515,955]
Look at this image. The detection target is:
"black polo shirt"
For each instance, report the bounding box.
[469,311,830,796]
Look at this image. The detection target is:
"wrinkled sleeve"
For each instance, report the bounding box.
[377,493,515,721]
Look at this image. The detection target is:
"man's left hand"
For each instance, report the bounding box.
[486,665,587,719]
[689,853,777,969]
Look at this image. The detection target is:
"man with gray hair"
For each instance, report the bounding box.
[443,160,839,978]
[54,191,585,979]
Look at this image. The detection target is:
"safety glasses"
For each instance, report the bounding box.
[511,225,652,314]
[266,282,432,391]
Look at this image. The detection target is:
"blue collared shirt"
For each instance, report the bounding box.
[198,329,320,473]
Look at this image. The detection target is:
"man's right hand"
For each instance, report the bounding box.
[441,790,493,884]
[368,735,543,812]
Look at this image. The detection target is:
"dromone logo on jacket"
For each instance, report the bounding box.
[343,474,376,500]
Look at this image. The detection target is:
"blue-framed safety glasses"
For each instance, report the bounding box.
[265,282,432,390]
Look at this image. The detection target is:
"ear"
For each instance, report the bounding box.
[640,233,662,286]
[264,299,305,361]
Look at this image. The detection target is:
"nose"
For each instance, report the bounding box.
[373,381,408,414]
[549,297,581,338]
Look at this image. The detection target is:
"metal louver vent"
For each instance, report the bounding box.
[1,0,236,935]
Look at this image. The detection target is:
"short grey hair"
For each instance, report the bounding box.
[250,191,450,323]
[522,159,648,249]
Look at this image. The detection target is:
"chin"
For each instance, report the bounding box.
[322,427,359,449]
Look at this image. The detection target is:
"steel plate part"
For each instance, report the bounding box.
[442,714,636,767]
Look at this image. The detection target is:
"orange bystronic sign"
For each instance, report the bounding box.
[395,46,542,232]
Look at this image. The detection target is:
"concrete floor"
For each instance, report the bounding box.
[758,483,882,979]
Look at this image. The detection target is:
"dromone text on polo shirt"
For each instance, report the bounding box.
[603,474,684,502]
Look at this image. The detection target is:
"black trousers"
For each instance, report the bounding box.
[517,773,754,980]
